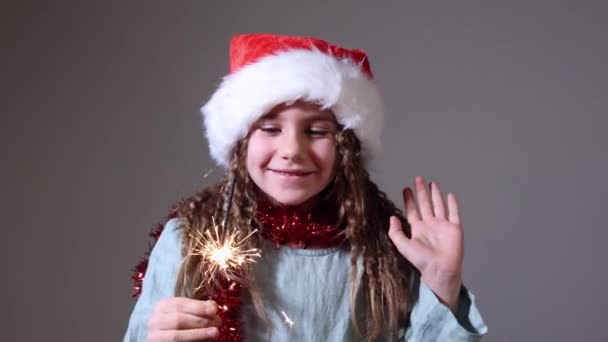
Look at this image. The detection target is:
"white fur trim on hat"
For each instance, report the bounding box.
[202,49,384,167]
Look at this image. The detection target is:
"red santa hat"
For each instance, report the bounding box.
[202,33,384,167]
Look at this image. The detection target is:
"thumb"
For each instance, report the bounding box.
[388,216,414,259]
[388,216,420,266]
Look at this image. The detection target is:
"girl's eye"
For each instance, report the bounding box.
[307,128,331,137]
[259,127,280,134]
[257,126,334,136]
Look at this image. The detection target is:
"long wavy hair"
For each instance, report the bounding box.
[173,128,415,341]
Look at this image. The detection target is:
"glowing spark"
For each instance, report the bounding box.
[188,218,261,290]
[281,311,295,328]
[203,169,214,178]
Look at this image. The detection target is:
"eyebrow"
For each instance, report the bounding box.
[260,113,336,123]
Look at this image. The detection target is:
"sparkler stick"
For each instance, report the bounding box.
[188,174,261,290]
[222,174,237,229]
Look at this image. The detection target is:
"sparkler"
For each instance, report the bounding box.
[188,175,261,290]
[189,220,261,289]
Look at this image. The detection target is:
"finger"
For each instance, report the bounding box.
[415,176,434,219]
[402,188,421,223]
[431,181,446,219]
[447,193,461,225]
[149,312,222,330]
[148,327,219,342]
[156,298,218,318]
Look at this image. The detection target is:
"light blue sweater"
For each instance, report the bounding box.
[124,218,488,341]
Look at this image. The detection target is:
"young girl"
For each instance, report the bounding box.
[124,33,488,341]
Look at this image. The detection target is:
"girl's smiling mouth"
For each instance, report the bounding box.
[268,169,315,177]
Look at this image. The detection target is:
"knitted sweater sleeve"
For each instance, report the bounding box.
[405,279,488,341]
[123,218,183,342]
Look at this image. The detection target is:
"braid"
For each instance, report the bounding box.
[335,129,414,341]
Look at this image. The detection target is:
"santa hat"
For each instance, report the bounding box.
[202,33,384,167]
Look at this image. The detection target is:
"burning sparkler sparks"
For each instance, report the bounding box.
[189,218,261,290]
[203,168,214,178]
[281,311,295,329]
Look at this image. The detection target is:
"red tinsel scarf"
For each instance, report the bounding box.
[131,197,343,341]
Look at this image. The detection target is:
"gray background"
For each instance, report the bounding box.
[3,1,607,341]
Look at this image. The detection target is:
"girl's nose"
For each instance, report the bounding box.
[279,130,306,161]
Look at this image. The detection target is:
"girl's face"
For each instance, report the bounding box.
[246,102,338,206]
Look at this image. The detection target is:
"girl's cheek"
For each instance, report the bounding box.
[318,140,337,157]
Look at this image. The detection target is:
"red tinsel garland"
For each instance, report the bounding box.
[209,278,243,342]
[256,195,343,249]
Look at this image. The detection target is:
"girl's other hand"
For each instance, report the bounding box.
[388,176,464,312]
[147,298,221,341]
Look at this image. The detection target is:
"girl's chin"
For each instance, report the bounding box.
[265,192,318,207]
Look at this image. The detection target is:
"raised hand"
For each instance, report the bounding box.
[147,297,221,341]
[388,176,464,312]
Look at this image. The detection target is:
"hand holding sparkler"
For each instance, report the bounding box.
[147,297,221,341]
[149,176,261,341]
[179,176,261,341]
